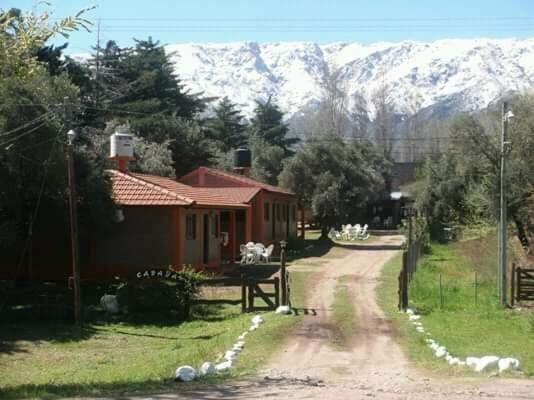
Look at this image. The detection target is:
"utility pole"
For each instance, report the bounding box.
[94,18,101,109]
[498,101,509,306]
[65,97,82,325]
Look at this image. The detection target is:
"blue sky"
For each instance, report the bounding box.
[4,0,534,54]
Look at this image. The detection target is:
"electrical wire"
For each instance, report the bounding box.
[16,128,63,272]
[0,112,54,137]
[0,120,51,149]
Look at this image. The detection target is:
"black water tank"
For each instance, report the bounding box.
[234,147,251,168]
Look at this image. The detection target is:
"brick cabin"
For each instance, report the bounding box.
[179,167,299,260]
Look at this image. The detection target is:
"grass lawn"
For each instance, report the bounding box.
[378,234,534,377]
[0,306,296,399]
[0,229,336,399]
[331,276,358,349]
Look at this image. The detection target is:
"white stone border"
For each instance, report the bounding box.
[405,308,520,374]
[175,307,291,382]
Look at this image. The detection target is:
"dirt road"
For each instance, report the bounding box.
[133,236,534,399]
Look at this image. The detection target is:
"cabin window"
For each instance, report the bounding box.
[186,214,196,240]
[264,202,270,221]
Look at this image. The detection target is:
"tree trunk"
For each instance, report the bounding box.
[512,213,530,252]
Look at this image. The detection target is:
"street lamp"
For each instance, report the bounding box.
[498,102,513,306]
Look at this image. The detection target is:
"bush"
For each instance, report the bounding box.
[116,267,205,318]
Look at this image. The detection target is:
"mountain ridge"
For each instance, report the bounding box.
[165,38,534,119]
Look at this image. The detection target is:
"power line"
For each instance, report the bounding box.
[0,120,51,148]
[0,112,54,137]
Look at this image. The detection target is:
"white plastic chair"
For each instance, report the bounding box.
[261,244,275,263]
[359,224,369,240]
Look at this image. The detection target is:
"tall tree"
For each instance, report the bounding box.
[206,97,248,152]
[279,134,389,237]
[371,80,395,159]
[0,6,114,274]
[248,97,299,154]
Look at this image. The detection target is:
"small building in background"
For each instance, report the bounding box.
[179,166,298,255]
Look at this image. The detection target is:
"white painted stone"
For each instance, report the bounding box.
[466,357,480,368]
[416,327,425,333]
[198,362,216,377]
[275,305,292,314]
[175,365,196,382]
[435,347,447,358]
[252,315,264,325]
[409,315,421,321]
[100,294,120,314]
[215,360,233,371]
[498,358,520,373]
[224,350,237,361]
[232,341,245,352]
[406,309,415,315]
[238,332,248,340]
[473,356,500,372]
[249,325,257,332]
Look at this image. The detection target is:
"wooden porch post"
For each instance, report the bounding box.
[230,210,237,263]
[173,207,182,268]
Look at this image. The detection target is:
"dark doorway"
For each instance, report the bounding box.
[236,210,246,247]
[203,214,209,264]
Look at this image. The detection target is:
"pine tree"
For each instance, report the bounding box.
[206,97,248,153]
[248,97,299,154]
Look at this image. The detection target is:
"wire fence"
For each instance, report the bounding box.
[398,237,422,311]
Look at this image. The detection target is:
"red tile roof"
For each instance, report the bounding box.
[130,173,253,208]
[108,170,192,206]
[108,170,251,208]
[180,167,295,196]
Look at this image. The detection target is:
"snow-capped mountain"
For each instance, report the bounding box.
[165,39,534,119]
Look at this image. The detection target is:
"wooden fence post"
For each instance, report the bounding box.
[510,263,515,307]
[241,281,247,313]
[247,282,254,312]
[401,251,409,311]
[274,277,280,308]
[517,266,521,303]
[280,240,287,306]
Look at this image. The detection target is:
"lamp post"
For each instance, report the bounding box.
[499,102,513,306]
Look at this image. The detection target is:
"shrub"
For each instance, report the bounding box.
[116,266,205,319]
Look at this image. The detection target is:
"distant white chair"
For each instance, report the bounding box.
[260,244,275,263]
[359,224,369,240]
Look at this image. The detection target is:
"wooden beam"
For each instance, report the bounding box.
[245,207,253,244]
[230,210,236,263]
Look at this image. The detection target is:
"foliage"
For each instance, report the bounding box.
[205,96,248,153]
[0,6,92,80]
[0,6,114,269]
[248,97,299,155]
[279,134,390,235]
[248,135,286,185]
[414,96,534,249]
[116,266,205,317]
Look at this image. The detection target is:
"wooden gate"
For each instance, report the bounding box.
[511,264,534,305]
